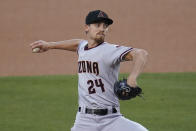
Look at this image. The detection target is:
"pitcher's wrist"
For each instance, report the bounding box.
[48,42,56,49]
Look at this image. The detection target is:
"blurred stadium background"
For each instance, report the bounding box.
[0,0,195,76]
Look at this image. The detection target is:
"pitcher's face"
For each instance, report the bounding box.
[85,22,109,44]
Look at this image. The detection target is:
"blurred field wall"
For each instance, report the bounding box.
[0,0,196,76]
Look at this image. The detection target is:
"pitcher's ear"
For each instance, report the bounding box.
[85,24,90,34]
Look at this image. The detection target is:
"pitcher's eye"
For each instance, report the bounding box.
[103,24,109,29]
[95,23,101,27]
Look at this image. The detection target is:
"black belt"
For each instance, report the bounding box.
[78,107,117,116]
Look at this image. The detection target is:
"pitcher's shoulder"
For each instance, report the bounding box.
[103,42,120,49]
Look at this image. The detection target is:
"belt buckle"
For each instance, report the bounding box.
[91,109,95,114]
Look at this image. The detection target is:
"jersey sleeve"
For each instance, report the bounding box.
[111,45,133,65]
[77,40,88,55]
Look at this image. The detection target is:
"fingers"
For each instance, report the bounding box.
[30,40,44,49]
[30,40,41,47]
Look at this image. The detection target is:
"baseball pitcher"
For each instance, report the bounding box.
[30,10,148,131]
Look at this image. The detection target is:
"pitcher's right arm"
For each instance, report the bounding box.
[30,39,83,53]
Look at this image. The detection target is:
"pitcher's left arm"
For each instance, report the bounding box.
[123,48,148,87]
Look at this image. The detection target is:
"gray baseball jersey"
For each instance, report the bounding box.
[77,40,133,109]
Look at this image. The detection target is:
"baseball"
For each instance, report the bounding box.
[32,48,40,53]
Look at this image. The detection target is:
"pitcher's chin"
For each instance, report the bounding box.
[95,38,104,44]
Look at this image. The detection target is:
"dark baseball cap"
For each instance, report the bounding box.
[85,10,113,25]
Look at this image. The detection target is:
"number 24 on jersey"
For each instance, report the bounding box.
[87,79,105,94]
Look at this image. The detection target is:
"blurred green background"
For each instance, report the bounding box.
[0,73,196,131]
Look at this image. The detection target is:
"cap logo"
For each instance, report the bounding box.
[98,11,106,18]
